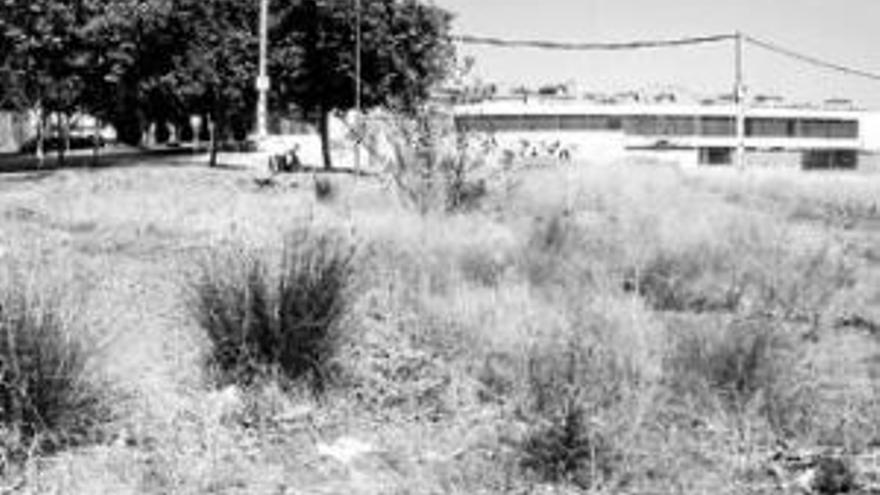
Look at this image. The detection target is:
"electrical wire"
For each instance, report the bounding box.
[452,33,735,51]
[453,31,880,84]
[743,35,880,83]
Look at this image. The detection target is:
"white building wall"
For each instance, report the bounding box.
[480,130,626,163]
[859,113,880,151]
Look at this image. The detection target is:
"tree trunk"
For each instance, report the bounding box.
[91,117,101,167]
[209,115,218,168]
[56,113,68,168]
[319,108,332,170]
[36,106,45,167]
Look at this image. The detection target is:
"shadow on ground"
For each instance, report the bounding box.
[0,147,211,175]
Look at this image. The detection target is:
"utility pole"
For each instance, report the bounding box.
[256,0,270,141]
[734,31,746,170]
[354,0,363,174]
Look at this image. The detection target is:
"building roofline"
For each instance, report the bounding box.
[453,100,870,119]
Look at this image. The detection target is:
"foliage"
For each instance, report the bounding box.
[2,0,454,159]
[313,175,335,201]
[0,0,108,161]
[152,0,258,165]
[812,455,858,495]
[663,314,820,440]
[516,345,621,490]
[191,228,356,394]
[519,411,619,490]
[385,108,488,214]
[472,298,662,491]
[270,0,455,169]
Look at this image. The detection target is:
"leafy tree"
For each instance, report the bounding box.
[82,0,181,146]
[84,0,257,164]
[0,0,177,154]
[0,0,103,162]
[270,0,455,170]
[156,0,258,166]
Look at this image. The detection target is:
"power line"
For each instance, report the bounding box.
[744,34,880,83]
[453,33,735,51]
[454,31,880,84]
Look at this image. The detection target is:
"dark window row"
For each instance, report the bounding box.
[456,114,623,132]
[747,118,858,139]
[456,114,859,139]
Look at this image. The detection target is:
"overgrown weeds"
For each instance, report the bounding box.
[664,314,817,440]
[474,297,664,491]
[313,175,334,202]
[191,227,357,394]
[0,270,110,462]
[385,108,489,214]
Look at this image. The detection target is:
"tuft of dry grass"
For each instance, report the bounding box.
[0,264,114,465]
[190,226,357,394]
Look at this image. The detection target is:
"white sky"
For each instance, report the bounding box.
[433,0,880,108]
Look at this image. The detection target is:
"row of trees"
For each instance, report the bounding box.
[0,0,455,168]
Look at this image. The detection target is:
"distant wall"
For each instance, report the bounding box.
[0,112,31,153]
[858,113,880,151]
[743,150,802,169]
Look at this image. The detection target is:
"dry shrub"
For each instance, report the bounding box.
[474,296,665,490]
[753,240,856,325]
[384,109,489,214]
[0,267,112,461]
[628,218,855,328]
[329,226,464,420]
[518,208,625,293]
[663,314,818,440]
[342,312,461,422]
[629,243,745,313]
[313,175,335,202]
[813,454,859,495]
[190,227,356,393]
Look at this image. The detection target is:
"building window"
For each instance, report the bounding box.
[699,147,733,165]
[661,116,697,136]
[559,115,618,130]
[624,116,660,136]
[796,119,858,139]
[747,118,791,137]
[802,150,858,169]
[697,116,735,136]
[828,120,858,138]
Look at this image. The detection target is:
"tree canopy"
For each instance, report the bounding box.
[1,0,456,170]
[271,0,455,169]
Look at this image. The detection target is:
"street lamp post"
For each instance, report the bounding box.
[354,0,362,173]
[734,31,746,170]
[256,0,270,141]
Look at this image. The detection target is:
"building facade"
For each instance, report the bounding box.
[454,99,878,169]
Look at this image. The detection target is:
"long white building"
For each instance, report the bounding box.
[454,98,880,169]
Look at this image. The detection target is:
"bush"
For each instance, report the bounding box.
[626,227,855,325]
[672,317,779,407]
[516,337,623,490]
[496,299,662,491]
[519,398,618,489]
[191,228,356,393]
[812,454,858,495]
[457,247,508,287]
[664,315,815,438]
[384,108,489,214]
[313,176,334,202]
[627,244,744,313]
[0,274,109,458]
[519,208,623,292]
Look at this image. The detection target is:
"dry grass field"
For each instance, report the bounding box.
[0,154,878,494]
